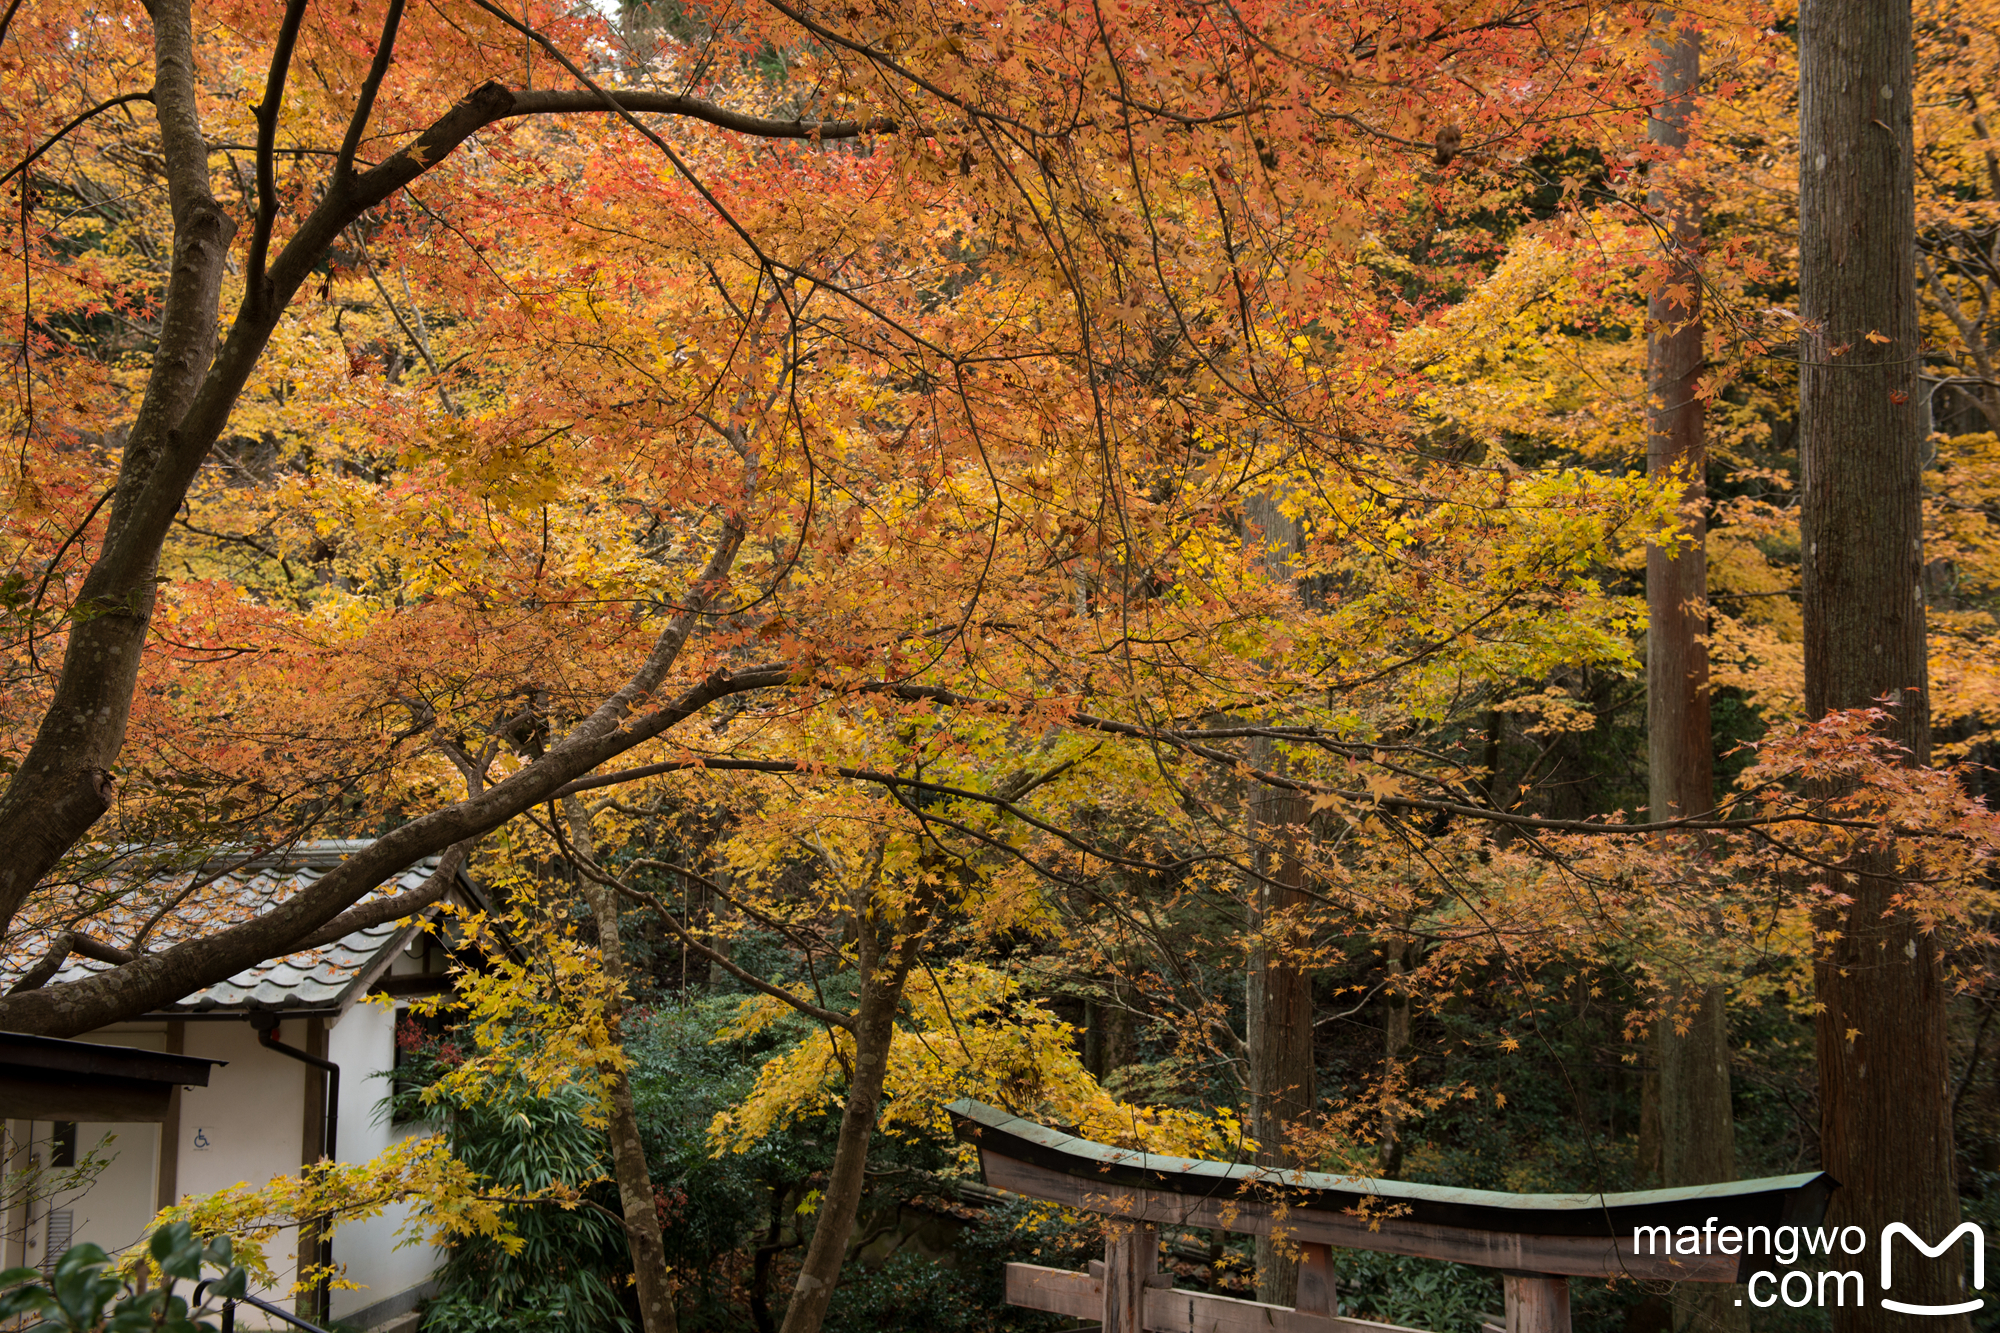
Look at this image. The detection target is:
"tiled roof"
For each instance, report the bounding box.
[1,843,463,1013]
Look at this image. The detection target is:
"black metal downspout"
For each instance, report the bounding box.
[250,1014,338,1325]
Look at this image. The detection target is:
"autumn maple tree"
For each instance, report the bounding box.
[8,0,2000,1328]
[0,0,1696,1029]
[0,0,1702,1322]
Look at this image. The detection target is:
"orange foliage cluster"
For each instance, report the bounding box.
[0,0,1996,1172]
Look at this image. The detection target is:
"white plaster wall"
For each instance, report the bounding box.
[326,999,439,1321]
[3,1117,158,1273]
[176,1021,307,1326]
[52,1029,170,1262]
[60,1119,160,1257]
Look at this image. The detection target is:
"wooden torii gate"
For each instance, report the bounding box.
[949,1100,1833,1333]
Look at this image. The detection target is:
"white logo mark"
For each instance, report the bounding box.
[1880,1222,1984,1315]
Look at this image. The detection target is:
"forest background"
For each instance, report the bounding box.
[1,0,1997,1330]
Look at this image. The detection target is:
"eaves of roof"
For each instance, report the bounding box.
[2,843,484,1015]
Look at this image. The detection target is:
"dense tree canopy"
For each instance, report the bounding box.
[4,0,2000,1329]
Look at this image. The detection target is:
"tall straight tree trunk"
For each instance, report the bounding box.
[1242,492,1316,1307]
[1248,758,1315,1305]
[566,799,679,1333]
[1799,0,1968,1327]
[779,920,919,1333]
[1643,17,1742,1332]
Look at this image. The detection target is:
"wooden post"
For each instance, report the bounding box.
[1505,1275,1571,1333]
[1297,1241,1337,1315]
[1103,1220,1160,1333]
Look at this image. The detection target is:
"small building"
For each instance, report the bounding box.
[1,843,489,1331]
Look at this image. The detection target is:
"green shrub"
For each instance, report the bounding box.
[390,1036,632,1333]
[0,1222,248,1333]
[1330,1248,1500,1333]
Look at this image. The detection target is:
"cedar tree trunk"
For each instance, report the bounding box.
[1799,0,1968,1325]
[1377,940,1415,1178]
[1242,493,1316,1307]
[1643,15,1743,1330]
[1248,748,1315,1306]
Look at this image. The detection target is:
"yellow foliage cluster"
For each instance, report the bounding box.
[146,1132,575,1295]
[709,962,1244,1159]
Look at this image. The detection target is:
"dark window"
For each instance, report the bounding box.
[391,1007,447,1122]
[50,1122,75,1168]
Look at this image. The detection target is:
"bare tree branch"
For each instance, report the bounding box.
[6,931,135,996]
[294,841,473,950]
[549,816,857,1031]
[330,0,407,192]
[246,0,309,297]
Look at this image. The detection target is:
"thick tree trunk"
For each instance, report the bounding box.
[1248,746,1314,1307]
[1799,0,1968,1326]
[1241,492,1317,1308]
[585,885,680,1333]
[1643,18,1742,1332]
[1104,978,1137,1074]
[1644,6,1714,839]
[567,800,679,1333]
[1086,982,1137,1082]
[0,0,233,923]
[1637,1029,1663,1188]
[778,924,918,1333]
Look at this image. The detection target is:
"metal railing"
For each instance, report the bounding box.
[193,1281,333,1333]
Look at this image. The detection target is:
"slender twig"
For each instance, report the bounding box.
[15,158,29,480]
[558,755,1183,873]
[22,485,116,673]
[129,844,279,953]
[628,856,831,964]
[355,235,455,413]
[0,92,156,189]
[548,815,855,1031]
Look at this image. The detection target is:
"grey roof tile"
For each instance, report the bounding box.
[1,844,460,1012]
